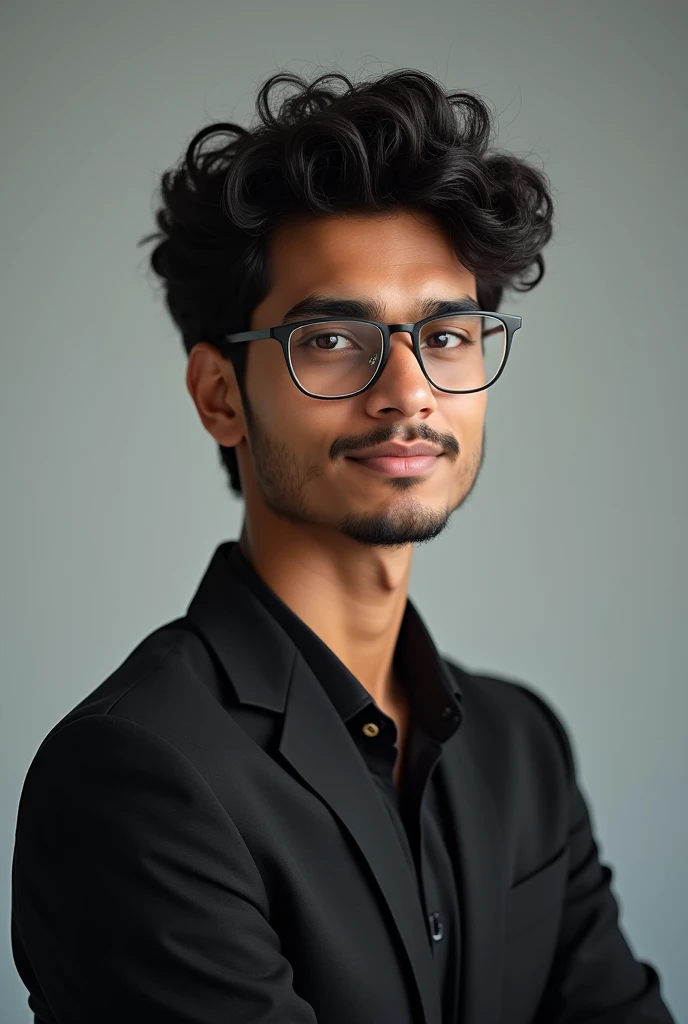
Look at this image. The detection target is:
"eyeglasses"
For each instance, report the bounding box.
[218,311,522,400]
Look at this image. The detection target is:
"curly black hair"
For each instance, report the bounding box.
[139,68,555,497]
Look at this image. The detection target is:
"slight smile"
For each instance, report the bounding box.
[346,454,444,477]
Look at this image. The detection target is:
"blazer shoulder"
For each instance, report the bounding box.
[37,618,232,768]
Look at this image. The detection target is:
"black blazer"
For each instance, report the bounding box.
[11,541,674,1024]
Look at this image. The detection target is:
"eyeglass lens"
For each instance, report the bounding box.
[287,316,507,398]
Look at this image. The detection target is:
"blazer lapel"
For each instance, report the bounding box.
[279,651,443,1024]
[186,541,443,1024]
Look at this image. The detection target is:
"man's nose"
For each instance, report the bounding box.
[363,328,438,416]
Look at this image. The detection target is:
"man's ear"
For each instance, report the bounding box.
[185,342,247,448]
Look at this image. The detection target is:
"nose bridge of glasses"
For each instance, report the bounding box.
[386,325,418,361]
[388,323,417,339]
[381,324,430,384]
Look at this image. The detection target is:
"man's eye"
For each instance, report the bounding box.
[421,332,472,349]
[304,333,355,350]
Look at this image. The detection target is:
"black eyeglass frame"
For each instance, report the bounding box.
[217,311,522,400]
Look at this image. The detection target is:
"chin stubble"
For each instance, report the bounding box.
[245,410,486,547]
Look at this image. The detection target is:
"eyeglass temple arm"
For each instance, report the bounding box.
[220,329,275,344]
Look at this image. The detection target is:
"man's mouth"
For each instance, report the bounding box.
[346,453,443,477]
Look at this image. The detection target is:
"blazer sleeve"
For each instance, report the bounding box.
[11,713,319,1024]
[519,687,676,1024]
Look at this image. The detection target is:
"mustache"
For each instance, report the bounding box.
[330,425,459,460]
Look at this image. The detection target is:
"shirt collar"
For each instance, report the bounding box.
[227,542,463,736]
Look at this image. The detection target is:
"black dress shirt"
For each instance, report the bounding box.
[228,543,465,1024]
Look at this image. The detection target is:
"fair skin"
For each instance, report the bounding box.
[186,208,488,785]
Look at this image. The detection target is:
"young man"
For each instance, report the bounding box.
[11,69,675,1023]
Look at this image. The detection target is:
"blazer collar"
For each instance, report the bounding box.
[185,540,504,1024]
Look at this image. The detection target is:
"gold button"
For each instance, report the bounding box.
[362,722,380,737]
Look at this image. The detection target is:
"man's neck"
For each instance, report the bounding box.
[237,519,413,712]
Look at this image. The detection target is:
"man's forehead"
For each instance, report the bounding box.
[259,215,477,323]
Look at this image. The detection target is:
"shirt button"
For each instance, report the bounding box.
[362,722,380,737]
[429,912,444,941]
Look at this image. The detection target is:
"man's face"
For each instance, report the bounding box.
[237,208,488,547]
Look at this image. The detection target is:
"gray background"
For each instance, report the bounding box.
[1,1,686,1019]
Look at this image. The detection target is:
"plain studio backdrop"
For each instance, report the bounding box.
[1,1,686,1020]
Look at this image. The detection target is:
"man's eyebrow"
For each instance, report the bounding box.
[279,293,482,324]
